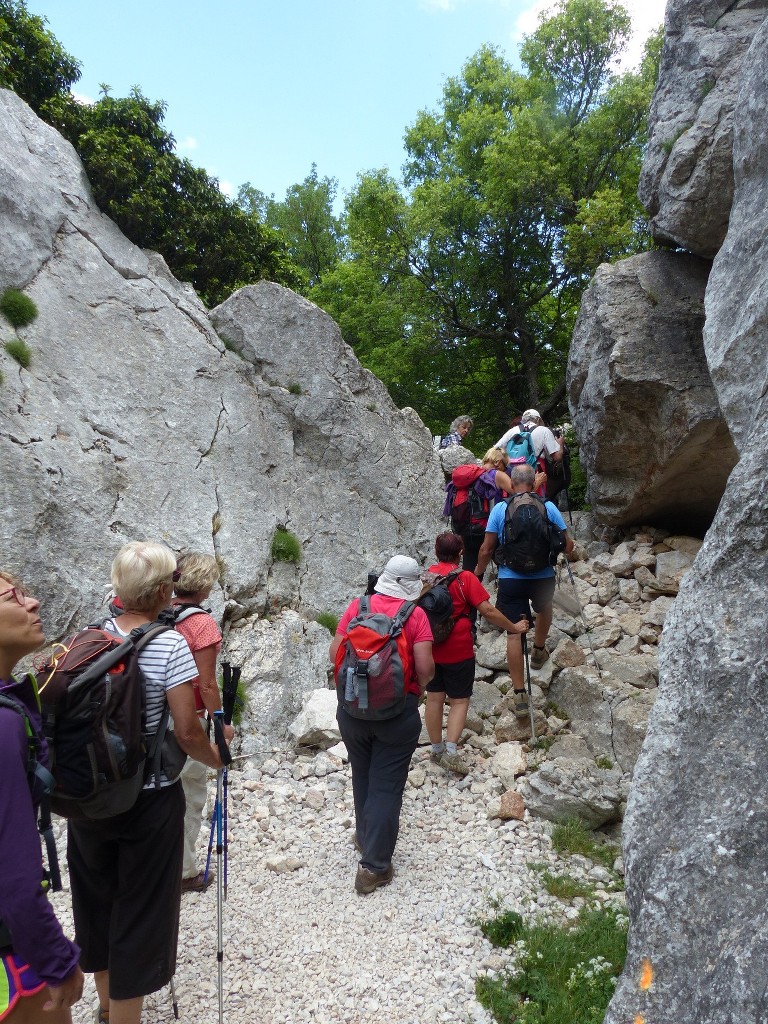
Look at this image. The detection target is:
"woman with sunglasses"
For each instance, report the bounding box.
[66,542,223,1024]
[0,572,84,1023]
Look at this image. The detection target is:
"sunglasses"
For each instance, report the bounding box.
[0,586,28,606]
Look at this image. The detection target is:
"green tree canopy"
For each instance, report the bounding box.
[313,0,661,450]
[238,164,343,289]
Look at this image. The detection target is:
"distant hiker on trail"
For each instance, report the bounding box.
[67,542,223,1024]
[475,465,573,720]
[439,415,474,449]
[0,571,84,1023]
[495,409,562,498]
[173,552,234,895]
[425,533,528,776]
[330,556,434,894]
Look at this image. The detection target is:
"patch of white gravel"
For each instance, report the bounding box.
[52,746,623,1024]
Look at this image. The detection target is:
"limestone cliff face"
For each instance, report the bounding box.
[638,0,767,257]
[567,250,736,532]
[602,8,768,1024]
[0,89,443,741]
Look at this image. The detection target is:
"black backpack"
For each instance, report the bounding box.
[417,570,463,644]
[36,619,180,819]
[493,493,567,574]
[545,443,572,501]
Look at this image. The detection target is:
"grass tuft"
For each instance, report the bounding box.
[5,339,32,369]
[0,288,38,328]
[551,818,617,870]
[316,611,339,634]
[271,527,302,563]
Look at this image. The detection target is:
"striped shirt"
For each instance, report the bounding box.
[104,619,197,788]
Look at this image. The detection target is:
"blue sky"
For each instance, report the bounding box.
[32,0,666,207]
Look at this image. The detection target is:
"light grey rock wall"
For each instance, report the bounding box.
[0,89,443,733]
[639,0,768,256]
[567,249,736,531]
[605,15,768,1024]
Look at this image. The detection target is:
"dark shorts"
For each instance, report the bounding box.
[427,658,474,699]
[67,782,185,1000]
[497,576,556,624]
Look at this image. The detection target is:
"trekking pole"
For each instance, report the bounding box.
[521,633,536,743]
[211,710,232,1024]
[560,556,602,678]
[169,977,179,1019]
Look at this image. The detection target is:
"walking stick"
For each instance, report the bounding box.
[211,711,232,1024]
[522,633,536,743]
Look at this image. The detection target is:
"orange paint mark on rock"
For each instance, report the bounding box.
[640,958,654,991]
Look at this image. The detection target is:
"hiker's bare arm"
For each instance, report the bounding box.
[193,643,234,742]
[475,532,498,577]
[477,601,528,634]
[495,470,513,493]
[413,641,435,692]
[329,635,342,662]
[168,681,222,769]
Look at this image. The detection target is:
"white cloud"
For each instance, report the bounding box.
[177,136,198,153]
[513,0,666,68]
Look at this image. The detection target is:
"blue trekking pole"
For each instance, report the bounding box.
[211,709,232,1024]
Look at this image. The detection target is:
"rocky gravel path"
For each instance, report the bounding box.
[54,745,624,1024]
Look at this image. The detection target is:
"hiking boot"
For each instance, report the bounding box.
[354,864,394,894]
[181,870,214,893]
[439,751,470,776]
[512,690,529,718]
[530,644,550,669]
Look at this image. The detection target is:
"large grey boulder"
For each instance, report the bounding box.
[0,89,443,638]
[568,250,736,531]
[639,0,768,256]
[605,19,768,1024]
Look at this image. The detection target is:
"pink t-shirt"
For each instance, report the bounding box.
[173,605,222,713]
[337,594,433,695]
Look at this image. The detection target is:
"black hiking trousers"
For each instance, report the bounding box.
[337,694,421,873]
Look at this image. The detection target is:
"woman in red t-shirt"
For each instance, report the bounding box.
[426,533,528,775]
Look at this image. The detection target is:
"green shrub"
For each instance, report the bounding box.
[316,611,339,634]
[476,906,627,1024]
[551,818,617,870]
[5,340,32,369]
[271,527,302,563]
[0,288,38,328]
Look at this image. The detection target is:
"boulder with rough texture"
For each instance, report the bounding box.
[638,0,767,257]
[0,90,443,748]
[606,19,768,1024]
[517,758,623,828]
[568,250,736,531]
[287,687,341,749]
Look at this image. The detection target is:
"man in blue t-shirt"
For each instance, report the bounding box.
[475,464,573,718]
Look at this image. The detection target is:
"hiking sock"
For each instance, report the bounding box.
[431,742,446,756]
[445,741,458,755]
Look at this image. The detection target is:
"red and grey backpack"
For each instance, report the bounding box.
[334,596,416,720]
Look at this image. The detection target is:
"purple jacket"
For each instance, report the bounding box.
[0,674,80,985]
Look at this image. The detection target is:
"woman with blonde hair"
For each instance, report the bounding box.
[66,542,223,1024]
[172,552,234,893]
[0,571,84,1023]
